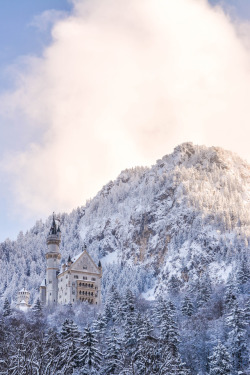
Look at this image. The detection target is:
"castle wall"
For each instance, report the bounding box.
[58,272,72,304]
[40,285,46,305]
[57,268,102,305]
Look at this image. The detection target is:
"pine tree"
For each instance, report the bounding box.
[59,319,81,374]
[103,327,123,374]
[224,277,239,312]
[122,290,137,358]
[105,286,121,323]
[168,275,181,296]
[237,256,250,292]
[92,313,107,354]
[226,300,248,373]
[32,298,42,318]
[160,301,179,358]
[197,273,212,308]
[181,296,194,317]
[154,296,166,326]
[159,347,190,375]
[209,341,232,375]
[3,298,11,317]
[135,313,160,375]
[79,325,102,374]
[43,328,61,374]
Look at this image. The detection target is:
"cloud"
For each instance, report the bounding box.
[29,9,68,32]
[1,0,250,218]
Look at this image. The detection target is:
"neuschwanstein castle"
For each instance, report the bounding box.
[39,215,102,306]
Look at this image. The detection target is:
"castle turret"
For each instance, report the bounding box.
[45,213,61,306]
[16,288,31,311]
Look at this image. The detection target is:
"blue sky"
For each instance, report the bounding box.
[0,1,71,64]
[0,0,250,242]
[0,0,72,240]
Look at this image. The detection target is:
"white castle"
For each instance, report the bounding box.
[16,288,31,311]
[40,215,102,306]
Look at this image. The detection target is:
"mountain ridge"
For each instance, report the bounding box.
[0,142,249,303]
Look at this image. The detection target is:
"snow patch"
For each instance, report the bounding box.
[101,251,119,265]
[141,286,156,301]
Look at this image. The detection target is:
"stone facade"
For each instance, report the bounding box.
[40,216,102,306]
[57,250,102,305]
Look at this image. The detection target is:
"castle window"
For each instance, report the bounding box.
[79,282,82,287]
[83,276,87,280]
[74,275,78,279]
[83,266,87,269]
[66,275,68,279]
[91,278,96,281]
[73,299,74,302]
[49,280,52,284]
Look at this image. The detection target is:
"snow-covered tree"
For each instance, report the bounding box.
[3,298,11,317]
[59,319,81,374]
[209,341,231,375]
[79,325,102,374]
[181,296,194,317]
[103,327,123,374]
[226,300,248,373]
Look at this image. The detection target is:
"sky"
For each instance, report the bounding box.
[0,0,250,241]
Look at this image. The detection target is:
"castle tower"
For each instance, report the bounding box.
[45,214,61,306]
[16,288,31,311]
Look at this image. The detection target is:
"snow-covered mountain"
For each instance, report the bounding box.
[0,143,249,303]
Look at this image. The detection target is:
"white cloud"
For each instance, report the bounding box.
[1,0,250,218]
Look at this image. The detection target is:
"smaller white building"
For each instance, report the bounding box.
[16,288,31,312]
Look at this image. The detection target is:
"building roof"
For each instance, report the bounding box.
[58,249,100,276]
[72,252,82,263]
[40,278,46,287]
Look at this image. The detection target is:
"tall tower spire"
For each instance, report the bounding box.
[45,213,61,306]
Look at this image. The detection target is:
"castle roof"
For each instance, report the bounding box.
[58,249,101,276]
[40,279,46,287]
[72,252,82,263]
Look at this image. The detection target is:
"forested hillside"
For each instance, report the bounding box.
[0,143,249,302]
